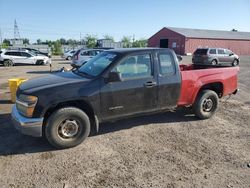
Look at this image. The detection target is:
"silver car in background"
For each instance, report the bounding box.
[71,48,103,68]
[62,49,76,60]
[192,48,240,66]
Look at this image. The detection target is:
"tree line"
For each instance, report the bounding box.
[1,34,147,49]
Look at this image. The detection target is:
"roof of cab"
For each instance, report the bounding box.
[107,47,168,54]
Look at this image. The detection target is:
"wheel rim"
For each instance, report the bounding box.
[4,60,12,66]
[202,98,214,112]
[233,60,237,66]
[211,60,216,65]
[58,119,79,138]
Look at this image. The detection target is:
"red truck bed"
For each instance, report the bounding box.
[178,64,239,106]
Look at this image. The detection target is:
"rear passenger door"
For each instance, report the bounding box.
[157,51,181,109]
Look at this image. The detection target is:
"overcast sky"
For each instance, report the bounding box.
[0,0,250,42]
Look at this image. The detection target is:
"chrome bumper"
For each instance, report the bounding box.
[11,105,43,137]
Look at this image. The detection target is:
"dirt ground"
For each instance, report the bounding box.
[0,56,249,188]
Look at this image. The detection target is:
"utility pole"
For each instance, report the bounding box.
[0,28,2,45]
[14,19,21,39]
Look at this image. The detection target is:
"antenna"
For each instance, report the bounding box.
[14,19,21,39]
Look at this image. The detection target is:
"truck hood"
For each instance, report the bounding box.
[20,71,90,91]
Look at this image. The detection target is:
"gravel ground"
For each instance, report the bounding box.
[0,56,249,188]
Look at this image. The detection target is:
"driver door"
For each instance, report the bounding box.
[100,53,158,121]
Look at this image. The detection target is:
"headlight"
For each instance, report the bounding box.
[16,94,38,117]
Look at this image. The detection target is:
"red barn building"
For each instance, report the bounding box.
[148,27,250,55]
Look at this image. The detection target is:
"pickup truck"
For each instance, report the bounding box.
[11,48,239,149]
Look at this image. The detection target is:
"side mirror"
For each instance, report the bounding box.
[107,72,122,82]
[229,53,234,56]
[177,55,182,62]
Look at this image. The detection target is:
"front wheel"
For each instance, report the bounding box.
[45,107,91,149]
[232,59,239,66]
[193,90,219,119]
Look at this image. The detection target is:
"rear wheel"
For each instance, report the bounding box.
[232,59,238,66]
[193,90,219,119]
[211,59,217,66]
[45,107,91,149]
[3,59,13,67]
[67,56,72,60]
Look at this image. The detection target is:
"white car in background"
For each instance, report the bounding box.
[0,49,51,66]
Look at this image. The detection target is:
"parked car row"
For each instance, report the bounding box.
[0,48,51,66]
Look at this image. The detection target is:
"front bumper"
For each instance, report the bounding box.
[11,105,43,137]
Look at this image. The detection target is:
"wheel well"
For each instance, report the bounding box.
[43,100,97,135]
[198,82,223,98]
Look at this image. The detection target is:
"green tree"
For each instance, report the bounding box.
[1,42,9,49]
[3,39,10,46]
[67,39,78,48]
[103,34,114,42]
[121,36,131,48]
[37,39,42,44]
[132,39,147,47]
[51,40,63,55]
[23,38,30,45]
[59,38,67,45]
[85,34,97,48]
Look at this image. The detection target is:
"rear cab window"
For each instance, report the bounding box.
[158,51,175,75]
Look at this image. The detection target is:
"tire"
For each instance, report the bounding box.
[67,56,72,60]
[193,90,219,119]
[211,59,217,66]
[35,60,44,65]
[3,59,13,67]
[45,107,91,149]
[232,59,239,66]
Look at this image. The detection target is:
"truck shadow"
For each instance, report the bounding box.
[0,108,197,156]
[95,108,197,136]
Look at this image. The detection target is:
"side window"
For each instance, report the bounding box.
[158,52,175,75]
[113,54,152,80]
[225,50,233,55]
[81,51,91,56]
[21,52,32,57]
[218,49,225,54]
[6,52,21,56]
[89,50,97,56]
[209,49,216,54]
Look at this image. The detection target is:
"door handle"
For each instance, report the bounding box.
[144,81,157,88]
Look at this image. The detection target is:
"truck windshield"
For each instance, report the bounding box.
[78,52,117,77]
